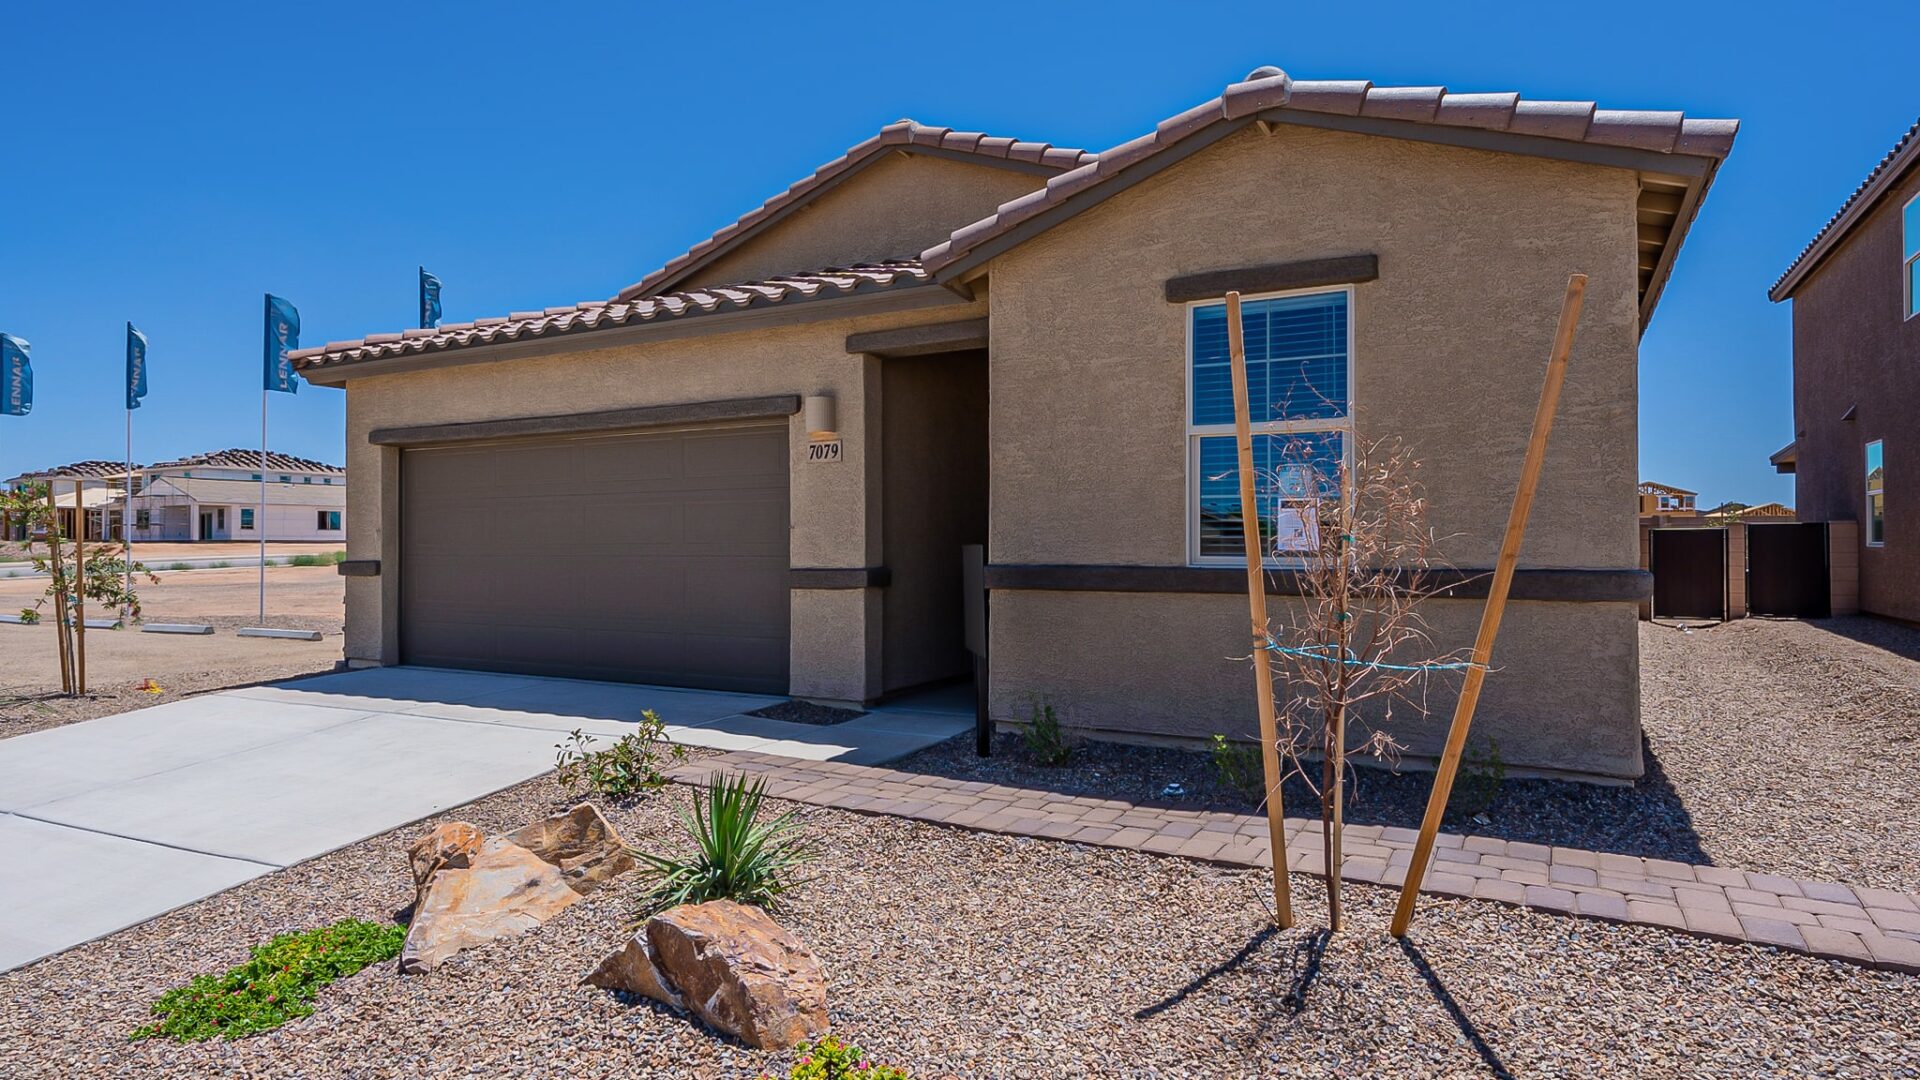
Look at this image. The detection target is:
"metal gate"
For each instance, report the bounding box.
[1650,528,1726,620]
[1747,522,1830,618]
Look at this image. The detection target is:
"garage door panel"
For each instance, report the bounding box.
[683,429,785,480]
[401,424,789,692]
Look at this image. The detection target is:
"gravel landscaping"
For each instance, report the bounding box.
[0,657,342,740]
[1,769,1915,1078]
[894,617,1920,893]
[746,700,868,726]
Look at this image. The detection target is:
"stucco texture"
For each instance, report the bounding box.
[1785,162,1920,623]
[981,123,1649,777]
[685,152,1049,288]
[338,301,981,703]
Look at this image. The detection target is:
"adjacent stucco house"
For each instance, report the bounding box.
[1768,119,1918,625]
[127,449,346,543]
[294,67,1735,781]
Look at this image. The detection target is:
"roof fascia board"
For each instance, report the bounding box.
[1770,137,1920,300]
[638,146,1065,300]
[930,117,1259,285]
[300,284,974,387]
[1637,164,1713,332]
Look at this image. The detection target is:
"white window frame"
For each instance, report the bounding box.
[1905,192,1920,321]
[1185,284,1356,568]
[1866,439,1885,547]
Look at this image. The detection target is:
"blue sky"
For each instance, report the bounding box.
[1,2,1914,507]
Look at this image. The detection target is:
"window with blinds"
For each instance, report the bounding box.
[1188,288,1352,565]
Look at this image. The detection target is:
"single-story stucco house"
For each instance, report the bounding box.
[293,66,1736,782]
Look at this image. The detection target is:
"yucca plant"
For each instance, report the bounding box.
[631,773,814,920]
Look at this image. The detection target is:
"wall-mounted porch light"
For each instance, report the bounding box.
[803,394,838,440]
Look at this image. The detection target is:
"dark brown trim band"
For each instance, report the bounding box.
[790,567,891,589]
[846,317,989,357]
[337,559,380,578]
[369,395,801,447]
[984,564,1650,603]
[1165,254,1379,303]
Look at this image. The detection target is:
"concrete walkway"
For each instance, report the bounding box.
[679,750,1920,977]
[0,667,968,972]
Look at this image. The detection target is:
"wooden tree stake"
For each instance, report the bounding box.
[45,483,73,695]
[73,480,88,695]
[1390,273,1586,937]
[1226,290,1294,929]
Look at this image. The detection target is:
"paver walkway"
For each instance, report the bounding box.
[674,750,1920,976]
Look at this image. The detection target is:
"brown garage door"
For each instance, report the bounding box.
[399,424,790,693]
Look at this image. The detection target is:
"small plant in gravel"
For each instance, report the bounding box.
[763,1035,913,1079]
[130,918,405,1042]
[631,772,814,920]
[1022,699,1072,766]
[1209,734,1264,803]
[1450,734,1506,822]
[553,711,686,799]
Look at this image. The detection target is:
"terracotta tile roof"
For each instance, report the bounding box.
[147,448,344,474]
[923,67,1738,281]
[611,120,1094,303]
[12,460,135,481]
[291,262,930,372]
[1770,118,1920,301]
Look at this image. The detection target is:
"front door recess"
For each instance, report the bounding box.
[398,424,791,693]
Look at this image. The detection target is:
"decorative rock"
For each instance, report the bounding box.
[400,837,580,974]
[592,900,828,1050]
[506,802,634,895]
[406,822,486,908]
[585,932,684,1010]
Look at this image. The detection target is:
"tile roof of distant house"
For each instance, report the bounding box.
[1769,118,1920,301]
[10,460,137,482]
[291,262,931,372]
[921,66,1737,327]
[611,120,1095,303]
[147,449,344,474]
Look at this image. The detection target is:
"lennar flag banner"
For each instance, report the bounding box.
[126,323,149,410]
[0,333,31,416]
[419,267,442,329]
[263,294,301,394]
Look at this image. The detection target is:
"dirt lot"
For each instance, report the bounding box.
[0,565,344,738]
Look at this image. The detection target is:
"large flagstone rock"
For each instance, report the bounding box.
[587,900,828,1049]
[506,802,634,895]
[406,822,486,909]
[400,836,580,974]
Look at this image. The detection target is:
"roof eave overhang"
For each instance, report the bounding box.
[298,281,972,387]
[622,145,1072,303]
[928,107,1725,337]
[1769,136,1920,302]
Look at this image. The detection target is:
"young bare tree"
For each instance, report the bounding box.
[0,481,155,694]
[1257,434,1469,932]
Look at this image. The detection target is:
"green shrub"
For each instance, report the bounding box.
[1022,699,1072,766]
[553,712,686,798]
[764,1035,913,1079]
[632,773,813,920]
[1451,735,1506,820]
[17,608,39,624]
[131,919,405,1042]
[1209,734,1265,802]
[288,551,348,567]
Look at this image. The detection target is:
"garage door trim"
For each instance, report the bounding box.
[370,394,800,447]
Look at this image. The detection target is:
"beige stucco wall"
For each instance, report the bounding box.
[338,300,982,703]
[685,152,1047,287]
[982,122,1648,778]
[990,591,1642,780]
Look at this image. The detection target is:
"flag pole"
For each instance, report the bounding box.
[125,407,133,616]
[259,386,268,624]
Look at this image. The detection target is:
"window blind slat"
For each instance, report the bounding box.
[1191,292,1348,426]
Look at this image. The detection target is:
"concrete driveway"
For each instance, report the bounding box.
[0,666,969,972]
